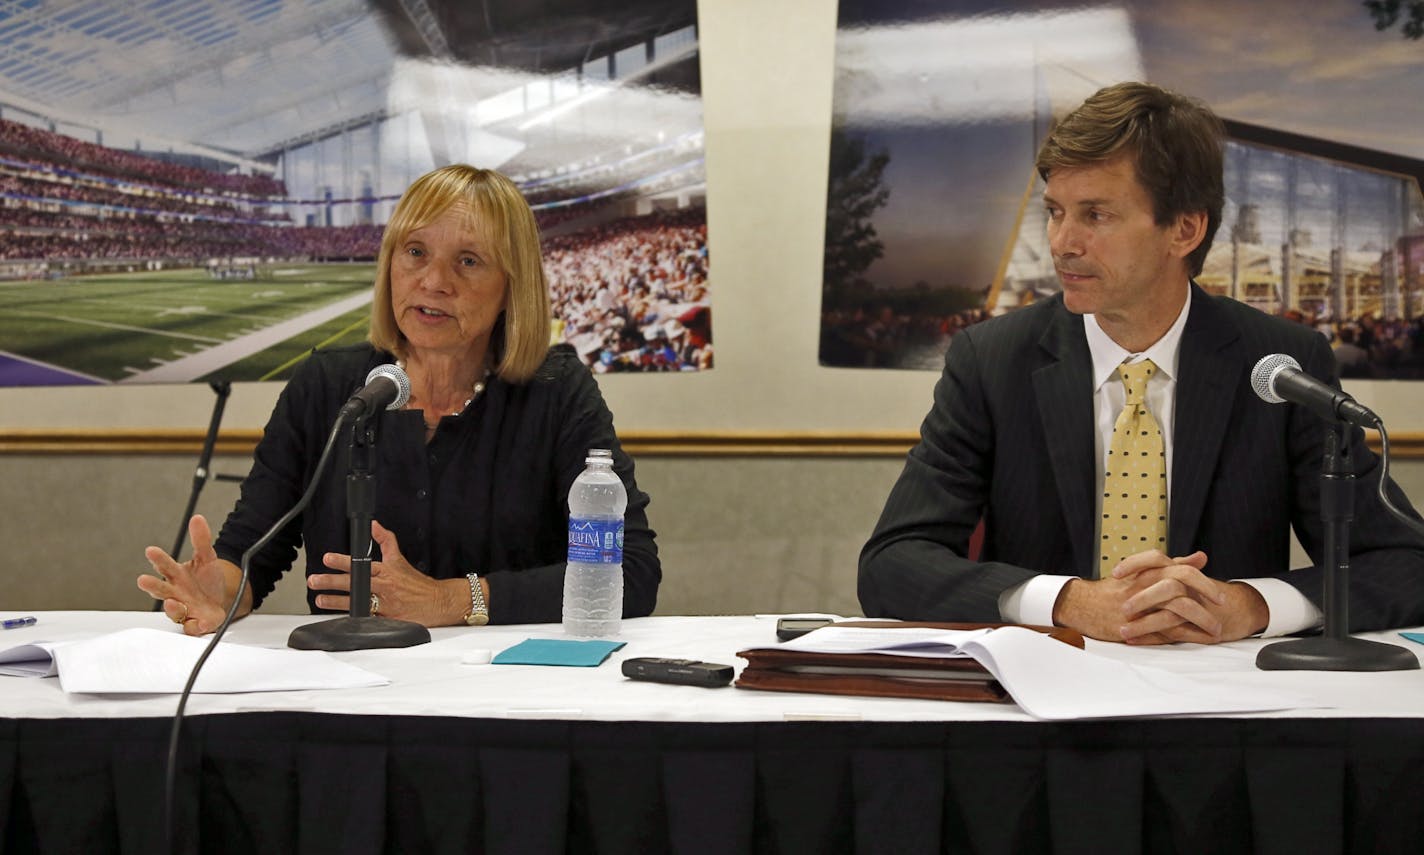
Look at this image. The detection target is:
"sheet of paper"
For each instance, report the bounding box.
[961,627,1317,719]
[761,626,992,657]
[750,625,1316,719]
[0,639,67,677]
[51,627,389,694]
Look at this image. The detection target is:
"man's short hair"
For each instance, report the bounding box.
[1035,81,1225,278]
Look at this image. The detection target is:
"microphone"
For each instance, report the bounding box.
[338,364,411,422]
[1250,353,1379,429]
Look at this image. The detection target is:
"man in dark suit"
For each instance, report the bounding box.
[859,81,1424,644]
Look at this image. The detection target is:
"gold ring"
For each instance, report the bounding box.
[171,602,188,625]
[370,593,380,616]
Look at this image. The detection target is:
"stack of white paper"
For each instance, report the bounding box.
[0,627,387,694]
[770,626,1318,719]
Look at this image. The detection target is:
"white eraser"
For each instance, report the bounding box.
[461,648,493,665]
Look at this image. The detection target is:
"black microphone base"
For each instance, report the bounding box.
[287,616,431,651]
[1256,636,1419,672]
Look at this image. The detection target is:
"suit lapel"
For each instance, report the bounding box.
[1169,285,1243,553]
[1033,302,1097,574]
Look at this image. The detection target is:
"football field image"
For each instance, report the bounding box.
[0,264,376,386]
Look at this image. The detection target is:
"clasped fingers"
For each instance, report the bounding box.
[1118,561,1225,606]
[1121,573,1223,616]
[1120,595,1223,643]
[1110,549,1209,580]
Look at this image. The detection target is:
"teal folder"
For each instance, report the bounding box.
[492,638,626,667]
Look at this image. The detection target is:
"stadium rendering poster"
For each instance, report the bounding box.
[0,0,710,387]
[821,0,1424,381]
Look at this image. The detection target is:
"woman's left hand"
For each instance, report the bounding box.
[310,521,466,626]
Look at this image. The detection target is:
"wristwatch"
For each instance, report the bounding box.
[464,573,489,626]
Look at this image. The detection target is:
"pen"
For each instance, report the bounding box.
[3,616,37,629]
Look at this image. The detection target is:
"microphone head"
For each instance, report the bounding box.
[365,363,411,410]
[1250,353,1300,405]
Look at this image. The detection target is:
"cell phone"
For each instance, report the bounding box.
[776,617,834,641]
[621,657,734,687]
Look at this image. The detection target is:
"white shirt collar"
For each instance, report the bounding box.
[1084,286,1192,392]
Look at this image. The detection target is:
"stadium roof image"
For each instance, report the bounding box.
[0,0,702,175]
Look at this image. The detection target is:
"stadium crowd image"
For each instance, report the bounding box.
[0,0,711,384]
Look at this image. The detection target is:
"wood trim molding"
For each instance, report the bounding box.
[0,429,267,455]
[618,431,925,457]
[2,428,1423,459]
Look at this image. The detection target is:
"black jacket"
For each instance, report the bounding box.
[216,343,659,623]
[860,285,1424,632]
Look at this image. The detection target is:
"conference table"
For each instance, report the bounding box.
[3,610,1423,854]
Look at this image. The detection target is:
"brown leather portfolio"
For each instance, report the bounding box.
[735,621,1085,703]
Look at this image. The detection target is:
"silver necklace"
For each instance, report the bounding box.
[398,360,491,425]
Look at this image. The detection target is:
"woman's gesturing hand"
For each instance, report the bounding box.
[137,515,243,636]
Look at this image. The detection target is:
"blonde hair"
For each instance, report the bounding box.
[369,164,551,382]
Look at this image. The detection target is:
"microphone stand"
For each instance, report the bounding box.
[1257,423,1417,671]
[158,379,246,607]
[288,410,430,651]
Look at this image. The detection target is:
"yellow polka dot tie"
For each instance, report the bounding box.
[1099,359,1167,578]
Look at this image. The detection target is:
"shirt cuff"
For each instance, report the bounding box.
[1235,576,1323,637]
[999,575,1074,626]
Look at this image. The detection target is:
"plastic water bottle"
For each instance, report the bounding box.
[562,448,626,637]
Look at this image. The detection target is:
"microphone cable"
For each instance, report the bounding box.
[1370,416,1424,540]
[1254,353,1424,538]
[162,414,347,855]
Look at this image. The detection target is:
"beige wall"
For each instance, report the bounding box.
[0,452,906,616]
[4,452,1423,616]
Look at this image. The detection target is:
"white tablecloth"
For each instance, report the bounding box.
[3,610,1422,722]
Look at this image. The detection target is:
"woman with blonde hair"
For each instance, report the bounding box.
[140,165,660,629]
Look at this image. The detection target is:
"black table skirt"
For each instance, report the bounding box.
[2,714,1422,854]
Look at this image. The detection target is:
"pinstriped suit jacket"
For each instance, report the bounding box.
[858,284,1424,632]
